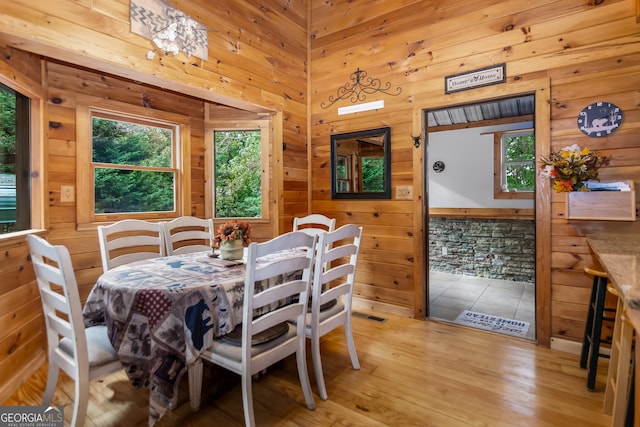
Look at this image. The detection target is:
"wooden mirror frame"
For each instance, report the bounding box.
[330,126,391,199]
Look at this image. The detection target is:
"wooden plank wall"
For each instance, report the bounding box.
[0,48,46,404]
[44,60,207,296]
[0,0,309,403]
[309,0,640,344]
[1,0,639,404]
[0,0,310,233]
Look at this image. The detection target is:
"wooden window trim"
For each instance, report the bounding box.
[76,95,191,229]
[0,65,45,241]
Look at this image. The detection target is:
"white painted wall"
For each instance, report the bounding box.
[427,121,534,209]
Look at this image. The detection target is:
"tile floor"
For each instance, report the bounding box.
[429,270,536,340]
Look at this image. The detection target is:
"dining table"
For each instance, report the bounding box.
[82,248,301,427]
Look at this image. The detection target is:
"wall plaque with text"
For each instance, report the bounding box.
[445,64,506,94]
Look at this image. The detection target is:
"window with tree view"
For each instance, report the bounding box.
[495,129,535,199]
[92,113,177,214]
[0,83,29,235]
[213,130,261,218]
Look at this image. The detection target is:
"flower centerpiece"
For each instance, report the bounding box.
[539,144,609,192]
[213,220,252,260]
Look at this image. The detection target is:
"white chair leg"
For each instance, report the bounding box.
[311,335,328,400]
[297,344,316,409]
[241,373,255,427]
[42,363,59,407]
[345,318,360,370]
[187,359,203,412]
[72,373,90,427]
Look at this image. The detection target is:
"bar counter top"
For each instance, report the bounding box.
[587,234,640,310]
[586,234,639,427]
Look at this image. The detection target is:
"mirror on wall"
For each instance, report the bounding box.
[330,127,391,199]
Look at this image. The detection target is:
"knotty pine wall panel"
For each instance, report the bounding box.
[548,48,640,341]
[0,48,43,94]
[0,48,46,403]
[42,62,208,307]
[309,0,640,347]
[0,0,309,115]
[188,118,206,218]
[0,0,309,403]
[1,0,639,403]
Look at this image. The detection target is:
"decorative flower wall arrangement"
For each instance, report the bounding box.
[539,144,609,192]
[213,220,252,248]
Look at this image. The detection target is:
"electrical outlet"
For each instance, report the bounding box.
[396,185,413,200]
[442,246,448,256]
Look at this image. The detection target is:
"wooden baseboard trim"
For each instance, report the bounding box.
[550,337,582,355]
[352,297,413,319]
[0,353,45,404]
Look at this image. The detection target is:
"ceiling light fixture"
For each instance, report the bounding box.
[130,0,208,60]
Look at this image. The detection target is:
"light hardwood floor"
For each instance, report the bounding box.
[6,311,611,426]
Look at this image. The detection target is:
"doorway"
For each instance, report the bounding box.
[424,95,536,340]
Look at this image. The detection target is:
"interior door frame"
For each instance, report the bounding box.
[412,78,552,347]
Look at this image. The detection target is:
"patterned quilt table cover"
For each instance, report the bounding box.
[82,250,299,426]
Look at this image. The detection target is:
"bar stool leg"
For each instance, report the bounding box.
[581,274,601,369]
[587,276,609,390]
[625,363,635,427]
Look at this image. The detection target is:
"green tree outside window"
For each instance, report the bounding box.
[503,132,535,192]
[214,130,261,218]
[92,117,175,213]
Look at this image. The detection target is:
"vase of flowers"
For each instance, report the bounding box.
[539,144,608,192]
[213,220,252,260]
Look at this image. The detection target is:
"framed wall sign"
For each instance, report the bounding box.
[445,64,506,94]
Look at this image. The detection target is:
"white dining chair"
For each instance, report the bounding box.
[196,231,317,427]
[304,223,363,400]
[27,234,123,427]
[292,213,336,236]
[162,216,214,255]
[97,219,165,272]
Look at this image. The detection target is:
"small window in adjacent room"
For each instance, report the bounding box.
[336,155,352,192]
[494,129,535,199]
[0,82,30,235]
[213,129,263,218]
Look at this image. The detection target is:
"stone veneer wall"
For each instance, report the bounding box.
[429,218,535,283]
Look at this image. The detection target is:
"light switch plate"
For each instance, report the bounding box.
[61,185,75,202]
